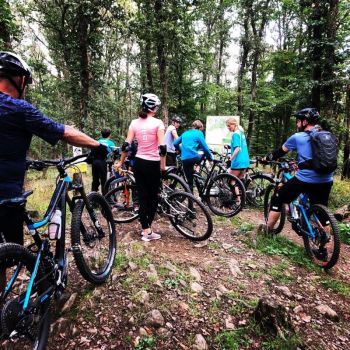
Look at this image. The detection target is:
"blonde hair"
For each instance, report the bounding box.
[192,120,204,130]
[226,116,239,126]
[226,116,244,132]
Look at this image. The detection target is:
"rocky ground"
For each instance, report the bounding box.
[6,207,350,350]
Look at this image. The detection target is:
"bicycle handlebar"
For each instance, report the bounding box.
[27,154,89,171]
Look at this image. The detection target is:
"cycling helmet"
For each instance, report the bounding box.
[0,51,32,96]
[294,108,320,124]
[172,114,182,123]
[140,93,161,112]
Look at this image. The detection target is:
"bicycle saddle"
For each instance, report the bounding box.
[0,190,33,207]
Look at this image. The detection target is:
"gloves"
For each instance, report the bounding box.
[87,144,109,162]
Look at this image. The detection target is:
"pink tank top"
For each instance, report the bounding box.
[129,116,165,161]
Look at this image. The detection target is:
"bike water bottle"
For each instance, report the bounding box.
[48,209,62,240]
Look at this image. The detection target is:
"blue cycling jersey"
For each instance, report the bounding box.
[0,92,64,199]
[283,128,333,183]
[173,129,213,161]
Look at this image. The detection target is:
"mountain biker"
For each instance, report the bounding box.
[0,51,108,246]
[173,120,213,193]
[115,93,166,242]
[226,116,250,179]
[164,114,182,166]
[262,108,334,233]
[92,128,116,193]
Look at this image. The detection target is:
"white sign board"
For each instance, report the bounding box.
[205,116,239,152]
[72,146,82,157]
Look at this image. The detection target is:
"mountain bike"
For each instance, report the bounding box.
[171,156,246,217]
[105,169,190,223]
[105,168,213,241]
[263,160,340,270]
[219,146,274,208]
[0,154,116,349]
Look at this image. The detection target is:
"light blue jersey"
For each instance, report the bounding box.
[283,128,333,183]
[173,129,213,161]
[230,130,250,169]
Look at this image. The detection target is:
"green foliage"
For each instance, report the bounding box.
[320,278,350,296]
[328,177,350,210]
[338,223,350,245]
[135,336,156,350]
[254,234,316,270]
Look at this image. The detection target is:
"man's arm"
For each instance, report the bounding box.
[62,125,99,148]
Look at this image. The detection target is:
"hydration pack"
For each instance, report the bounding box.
[305,130,338,174]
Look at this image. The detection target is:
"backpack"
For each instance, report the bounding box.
[306,130,338,174]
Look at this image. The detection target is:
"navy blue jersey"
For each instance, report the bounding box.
[0,92,64,199]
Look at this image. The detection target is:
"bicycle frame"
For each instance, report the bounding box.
[281,166,318,241]
[2,155,94,314]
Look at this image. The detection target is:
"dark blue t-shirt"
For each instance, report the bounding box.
[0,92,65,199]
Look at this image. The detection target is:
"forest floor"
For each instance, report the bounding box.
[29,206,350,350]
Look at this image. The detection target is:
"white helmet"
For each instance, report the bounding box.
[140,93,161,112]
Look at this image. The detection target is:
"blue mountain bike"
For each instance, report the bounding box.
[263,160,340,270]
[0,154,116,349]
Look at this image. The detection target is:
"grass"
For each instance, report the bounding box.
[320,278,350,296]
[329,176,350,210]
[338,222,350,245]
[135,335,156,350]
[215,320,303,350]
[253,234,316,271]
[266,260,296,284]
[114,252,128,270]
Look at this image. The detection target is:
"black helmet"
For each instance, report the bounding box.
[140,93,161,112]
[0,52,32,97]
[294,108,320,124]
[172,115,182,123]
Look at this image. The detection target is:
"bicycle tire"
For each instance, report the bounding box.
[167,191,213,241]
[245,173,274,207]
[205,173,246,217]
[263,184,286,234]
[105,180,139,223]
[0,243,50,350]
[71,192,116,284]
[302,204,340,270]
[163,172,191,194]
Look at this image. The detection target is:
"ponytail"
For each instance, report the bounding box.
[139,109,148,119]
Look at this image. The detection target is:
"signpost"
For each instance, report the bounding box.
[205,115,239,152]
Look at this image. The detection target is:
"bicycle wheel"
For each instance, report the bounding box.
[245,173,274,207]
[71,192,116,284]
[167,191,213,241]
[105,180,139,223]
[205,173,246,217]
[0,243,50,350]
[163,173,190,194]
[302,204,340,270]
[263,184,286,234]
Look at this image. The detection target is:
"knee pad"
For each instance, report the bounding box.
[159,144,167,156]
[270,192,283,212]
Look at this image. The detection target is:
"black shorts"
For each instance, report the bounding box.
[166,152,177,167]
[0,205,24,245]
[270,177,333,212]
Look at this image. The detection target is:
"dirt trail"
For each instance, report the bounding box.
[4,208,350,350]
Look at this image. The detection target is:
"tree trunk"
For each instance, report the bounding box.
[78,5,90,131]
[0,1,13,49]
[323,0,339,118]
[310,0,323,110]
[237,8,250,115]
[342,83,350,179]
[155,0,168,125]
[246,0,270,147]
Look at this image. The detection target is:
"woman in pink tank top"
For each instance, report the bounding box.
[116,93,166,242]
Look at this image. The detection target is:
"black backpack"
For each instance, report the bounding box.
[306,130,338,174]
